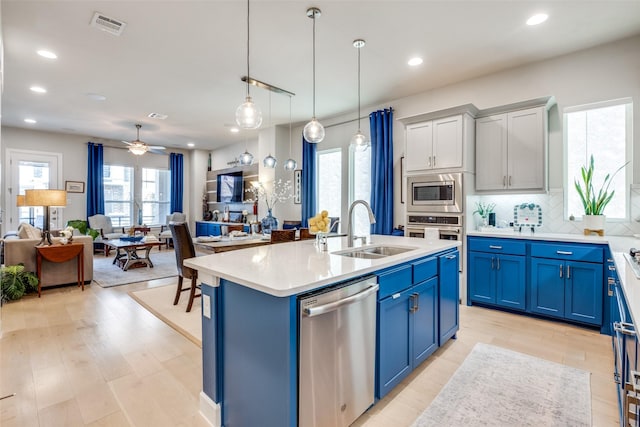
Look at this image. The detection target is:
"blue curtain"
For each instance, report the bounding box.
[370,108,394,235]
[170,153,184,213]
[301,136,317,227]
[86,142,104,217]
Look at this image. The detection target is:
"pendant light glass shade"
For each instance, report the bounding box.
[304,8,324,144]
[239,150,254,165]
[263,153,277,168]
[235,0,262,129]
[350,39,369,150]
[284,158,297,171]
[236,96,262,129]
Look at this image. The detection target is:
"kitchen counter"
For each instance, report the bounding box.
[185,234,460,297]
[467,229,621,244]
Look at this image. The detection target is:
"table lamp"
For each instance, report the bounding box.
[25,189,67,245]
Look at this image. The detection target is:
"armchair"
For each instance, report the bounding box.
[88,214,124,256]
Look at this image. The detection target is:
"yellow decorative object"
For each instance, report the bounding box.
[308,210,330,233]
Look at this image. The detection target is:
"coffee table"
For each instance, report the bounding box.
[105,239,164,271]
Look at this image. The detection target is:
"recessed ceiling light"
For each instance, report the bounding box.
[408,57,423,67]
[230,127,240,133]
[37,50,57,59]
[86,93,107,101]
[527,13,548,26]
[187,142,195,147]
[30,86,47,93]
[24,118,37,124]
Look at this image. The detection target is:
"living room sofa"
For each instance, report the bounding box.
[4,225,94,287]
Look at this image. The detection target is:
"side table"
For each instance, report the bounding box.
[36,243,85,297]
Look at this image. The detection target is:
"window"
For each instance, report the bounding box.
[142,168,171,225]
[565,99,632,220]
[317,149,342,225]
[350,145,372,236]
[17,160,50,228]
[104,165,134,227]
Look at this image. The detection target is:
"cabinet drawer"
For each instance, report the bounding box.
[412,257,437,284]
[468,238,526,256]
[530,243,603,263]
[378,264,413,300]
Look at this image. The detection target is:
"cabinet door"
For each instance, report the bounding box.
[565,260,603,325]
[377,291,412,399]
[530,258,565,318]
[468,251,496,304]
[211,224,222,236]
[439,251,459,344]
[405,121,433,172]
[507,107,545,190]
[411,277,439,366]
[495,254,526,311]
[195,222,207,237]
[475,114,508,191]
[432,116,462,170]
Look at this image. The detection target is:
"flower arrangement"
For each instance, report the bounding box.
[309,210,330,233]
[473,202,495,219]
[60,225,74,243]
[245,179,293,210]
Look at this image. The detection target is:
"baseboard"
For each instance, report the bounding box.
[199,391,221,427]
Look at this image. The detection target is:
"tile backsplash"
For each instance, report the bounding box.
[467,186,640,236]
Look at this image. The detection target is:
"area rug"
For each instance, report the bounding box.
[93,249,178,287]
[411,343,591,426]
[129,282,202,347]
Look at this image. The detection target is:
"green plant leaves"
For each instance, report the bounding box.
[1,264,39,303]
[574,155,628,215]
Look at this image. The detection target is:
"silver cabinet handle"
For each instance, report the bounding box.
[608,278,615,297]
[566,265,571,279]
[445,254,457,259]
[559,264,563,278]
[433,156,436,167]
[409,292,419,313]
[304,284,379,317]
[556,250,573,255]
[496,257,500,270]
[414,292,420,312]
[508,176,512,186]
[491,257,495,270]
[609,264,616,271]
[503,176,506,187]
[489,245,503,250]
[428,156,431,167]
[614,321,636,336]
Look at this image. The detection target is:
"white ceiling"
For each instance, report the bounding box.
[2,1,640,151]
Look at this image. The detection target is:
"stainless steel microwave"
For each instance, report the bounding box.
[407,173,463,213]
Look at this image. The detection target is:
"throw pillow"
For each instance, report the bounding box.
[18,223,41,240]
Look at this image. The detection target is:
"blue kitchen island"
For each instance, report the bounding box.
[185,235,460,427]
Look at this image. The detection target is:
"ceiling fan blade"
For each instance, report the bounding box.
[149,146,166,150]
[149,148,168,155]
[121,140,133,145]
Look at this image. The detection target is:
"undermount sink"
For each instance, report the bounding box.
[335,245,416,259]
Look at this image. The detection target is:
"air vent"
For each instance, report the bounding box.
[90,12,126,36]
[148,112,168,120]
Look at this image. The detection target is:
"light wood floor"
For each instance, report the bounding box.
[1,280,618,426]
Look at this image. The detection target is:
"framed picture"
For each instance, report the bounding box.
[65,180,85,193]
[293,169,302,204]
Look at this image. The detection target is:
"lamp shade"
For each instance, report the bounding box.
[16,195,26,206]
[25,189,67,207]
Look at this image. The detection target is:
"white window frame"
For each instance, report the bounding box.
[563,98,633,222]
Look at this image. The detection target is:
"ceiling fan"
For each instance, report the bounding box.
[122,124,166,155]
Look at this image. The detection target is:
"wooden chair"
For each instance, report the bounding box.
[270,229,296,244]
[299,228,315,240]
[169,223,201,312]
[226,224,244,233]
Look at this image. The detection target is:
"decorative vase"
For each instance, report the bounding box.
[261,209,278,234]
[583,214,605,234]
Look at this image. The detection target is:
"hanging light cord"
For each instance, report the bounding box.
[246,0,250,98]
[357,44,361,131]
[312,12,316,118]
[288,95,293,155]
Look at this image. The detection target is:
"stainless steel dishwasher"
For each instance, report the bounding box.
[299,275,379,427]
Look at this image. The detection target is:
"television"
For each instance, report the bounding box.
[217,172,244,203]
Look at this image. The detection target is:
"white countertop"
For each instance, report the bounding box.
[467,229,617,245]
[184,234,460,297]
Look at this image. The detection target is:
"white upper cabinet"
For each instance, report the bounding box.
[475,97,555,192]
[401,105,477,174]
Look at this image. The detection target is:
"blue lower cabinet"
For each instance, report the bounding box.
[438,251,459,344]
[412,278,439,366]
[195,222,208,237]
[468,251,496,304]
[531,258,603,326]
[377,289,413,398]
[495,254,526,311]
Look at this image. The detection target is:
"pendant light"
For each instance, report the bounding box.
[284,95,297,171]
[303,7,324,144]
[235,0,262,129]
[263,91,277,168]
[350,39,369,150]
[239,150,254,165]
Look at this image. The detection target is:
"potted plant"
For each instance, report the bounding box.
[1,264,39,303]
[473,202,496,228]
[574,155,627,234]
